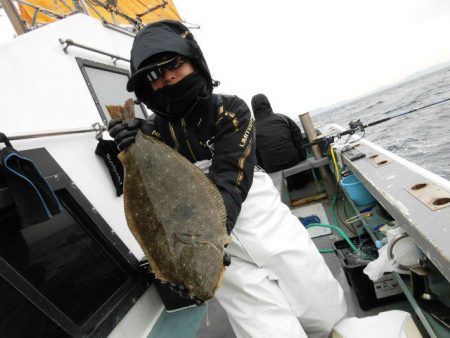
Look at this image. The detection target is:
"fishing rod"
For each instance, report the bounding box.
[303,97,450,148]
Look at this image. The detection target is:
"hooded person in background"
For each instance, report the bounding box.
[109,20,346,338]
[251,93,311,191]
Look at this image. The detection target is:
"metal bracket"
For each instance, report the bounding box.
[92,122,105,140]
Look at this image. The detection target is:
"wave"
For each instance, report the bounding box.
[314,67,450,180]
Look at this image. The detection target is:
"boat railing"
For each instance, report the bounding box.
[4,122,106,141]
[59,38,130,64]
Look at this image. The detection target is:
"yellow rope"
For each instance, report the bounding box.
[330,145,341,182]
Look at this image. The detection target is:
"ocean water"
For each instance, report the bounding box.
[313,66,450,181]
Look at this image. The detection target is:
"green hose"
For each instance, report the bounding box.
[319,249,336,253]
[306,223,375,260]
[331,193,339,228]
[308,192,341,254]
[306,223,360,253]
[306,190,371,256]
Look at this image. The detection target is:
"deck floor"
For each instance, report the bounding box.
[196,197,422,338]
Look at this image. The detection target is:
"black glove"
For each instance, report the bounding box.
[167,282,204,305]
[108,118,153,151]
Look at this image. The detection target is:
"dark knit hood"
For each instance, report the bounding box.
[251,93,273,119]
[127,20,214,119]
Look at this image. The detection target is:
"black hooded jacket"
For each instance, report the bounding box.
[127,21,255,234]
[251,94,306,173]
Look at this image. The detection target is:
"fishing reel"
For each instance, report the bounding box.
[348,119,365,134]
[321,135,335,149]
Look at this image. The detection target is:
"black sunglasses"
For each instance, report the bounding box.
[146,55,186,82]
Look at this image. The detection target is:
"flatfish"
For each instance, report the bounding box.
[118,131,229,301]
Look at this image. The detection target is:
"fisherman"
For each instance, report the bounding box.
[251,93,311,191]
[109,20,346,338]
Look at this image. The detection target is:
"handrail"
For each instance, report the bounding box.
[59,38,130,63]
[101,21,136,37]
[282,157,329,178]
[5,123,106,141]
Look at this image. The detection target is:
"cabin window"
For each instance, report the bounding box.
[0,274,71,338]
[0,148,148,338]
[77,58,148,124]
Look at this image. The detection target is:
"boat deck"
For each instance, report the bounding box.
[196,196,420,338]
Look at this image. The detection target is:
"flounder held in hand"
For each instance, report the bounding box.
[118,131,229,301]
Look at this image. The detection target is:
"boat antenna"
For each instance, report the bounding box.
[303,97,450,148]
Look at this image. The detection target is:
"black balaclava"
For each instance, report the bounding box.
[149,70,209,120]
[127,20,214,121]
[251,93,274,119]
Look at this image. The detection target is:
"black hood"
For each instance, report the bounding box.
[127,20,214,118]
[251,93,273,119]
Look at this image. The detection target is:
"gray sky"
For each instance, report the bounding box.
[0,9,16,41]
[176,0,450,117]
[2,1,450,117]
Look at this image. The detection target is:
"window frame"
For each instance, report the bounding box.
[76,57,148,125]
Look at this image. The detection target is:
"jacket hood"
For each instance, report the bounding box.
[251,93,273,119]
[127,20,214,113]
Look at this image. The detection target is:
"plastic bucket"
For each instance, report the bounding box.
[340,175,376,206]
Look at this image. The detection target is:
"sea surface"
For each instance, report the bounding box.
[313,66,450,181]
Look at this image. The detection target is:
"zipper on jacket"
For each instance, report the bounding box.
[181,118,197,162]
[169,123,180,151]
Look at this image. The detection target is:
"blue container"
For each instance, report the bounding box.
[340,175,376,206]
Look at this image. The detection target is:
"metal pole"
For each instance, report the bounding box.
[299,112,335,199]
[6,124,105,141]
[58,38,130,62]
[0,0,28,35]
[102,21,135,37]
[14,0,65,19]
[78,0,91,14]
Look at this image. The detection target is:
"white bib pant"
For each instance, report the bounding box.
[216,171,347,338]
